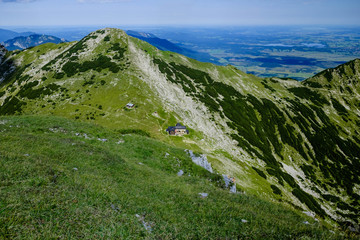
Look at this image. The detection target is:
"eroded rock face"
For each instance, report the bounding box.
[222,174,236,193]
[0,44,7,63]
[0,44,12,83]
[185,149,213,173]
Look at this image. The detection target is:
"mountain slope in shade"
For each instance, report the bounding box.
[3,34,66,51]
[126,30,219,64]
[0,28,359,230]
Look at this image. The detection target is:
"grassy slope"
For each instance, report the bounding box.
[0,115,349,239]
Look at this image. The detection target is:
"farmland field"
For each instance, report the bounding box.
[137,26,360,80]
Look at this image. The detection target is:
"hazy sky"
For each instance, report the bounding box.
[0,0,359,26]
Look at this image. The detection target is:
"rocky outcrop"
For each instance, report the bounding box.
[0,44,14,83]
[0,44,7,63]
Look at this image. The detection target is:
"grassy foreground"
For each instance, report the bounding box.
[0,115,351,239]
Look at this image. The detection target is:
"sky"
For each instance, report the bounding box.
[0,0,359,27]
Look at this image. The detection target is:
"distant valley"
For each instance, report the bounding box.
[136,26,360,80]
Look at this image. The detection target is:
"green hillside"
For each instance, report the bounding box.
[0,28,359,232]
[0,115,345,239]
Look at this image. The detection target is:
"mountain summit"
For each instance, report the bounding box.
[0,28,359,229]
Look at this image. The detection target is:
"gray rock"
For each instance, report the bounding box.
[348,224,359,233]
[241,219,248,223]
[185,150,213,173]
[143,222,152,232]
[177,169,184,176]
[230,185,236,193]
[135,214,153,232]
[110,203,120,212]
[222,174,236,193]
[303,211,315,218]
[199,193,208,198]
[73,167,78,171]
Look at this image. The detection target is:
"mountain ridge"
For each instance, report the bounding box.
[0,28,359,229]
[0,28,36,42]
[3,34,66,51]
[126,30,219,64]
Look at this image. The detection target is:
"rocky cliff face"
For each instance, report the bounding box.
[0,44,16,84]
[0,28,359,228]
[0,44,7,62]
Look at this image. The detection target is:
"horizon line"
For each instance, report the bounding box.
[2,24,360,28]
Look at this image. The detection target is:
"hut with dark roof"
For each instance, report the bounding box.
[126,103,135,109]
[166,123,189,136]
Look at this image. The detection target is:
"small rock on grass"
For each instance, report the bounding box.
[73,168,78,171]
[303,211,315,218]
[135,214,153,232]
[199,193,208,198]
[110,203,120,212]
[241,219,248,223]
[143,222,152,232]
[349,225,360,233]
